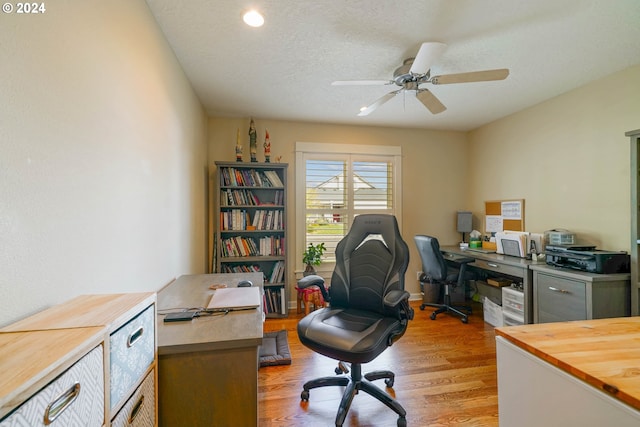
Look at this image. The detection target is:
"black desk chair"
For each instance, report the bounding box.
[414,235,474,323]
[297,214,413,427]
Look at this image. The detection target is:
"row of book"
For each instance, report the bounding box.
[220,209,284,231]
[263,286,287,315]
[220,235,285,257]
[218,260,285,285]
[220,167,284,188]
[220,263,263,275]
[220,189,285,207]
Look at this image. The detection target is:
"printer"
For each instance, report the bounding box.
[545,244,630,274]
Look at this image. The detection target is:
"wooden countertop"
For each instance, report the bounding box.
[496,317,640,410]
[0,293,156,333]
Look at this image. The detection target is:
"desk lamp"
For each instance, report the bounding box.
[457,211,472,243]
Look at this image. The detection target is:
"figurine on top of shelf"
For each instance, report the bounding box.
[235,128,243,162]
[264,129,271,163]
[249,118,257,162]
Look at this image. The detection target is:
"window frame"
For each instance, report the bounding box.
[295,142,402,273]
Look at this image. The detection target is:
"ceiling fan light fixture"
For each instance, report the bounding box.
[243,10,264,27]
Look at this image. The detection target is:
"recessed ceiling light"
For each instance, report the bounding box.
[243,10,264,27]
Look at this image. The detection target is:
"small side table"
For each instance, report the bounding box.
[295,286,326,315]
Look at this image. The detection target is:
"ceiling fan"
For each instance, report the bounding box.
[332,42,509,116]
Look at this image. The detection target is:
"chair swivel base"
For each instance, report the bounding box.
[300,363,407,427]
[420,289,472,323]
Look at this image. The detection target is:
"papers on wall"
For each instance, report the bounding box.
[485,215,504,233]
[501,201,522,219]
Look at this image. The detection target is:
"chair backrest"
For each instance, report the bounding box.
[330,214,409,315]
[414,235,448,282]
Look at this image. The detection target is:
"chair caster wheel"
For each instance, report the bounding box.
[430,313,437,320]
[397,416,407,427]
[301,390,309,401]
[384,378,394,387]
[461,317,468,324]
[419,304,425,311]
[335,361,349,375]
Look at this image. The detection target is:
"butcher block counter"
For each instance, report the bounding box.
[495,317,640,427]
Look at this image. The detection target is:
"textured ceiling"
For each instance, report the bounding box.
[145,0,640,131]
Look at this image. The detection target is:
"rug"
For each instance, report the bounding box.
[259,330,292,367]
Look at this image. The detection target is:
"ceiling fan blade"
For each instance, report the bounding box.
[332,80,394,86]
[416,89,446,114]
[357,90,401,116]
[409,42,447,75]
[431,68,510,85]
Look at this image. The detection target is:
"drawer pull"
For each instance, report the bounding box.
[127,326,144,348]
[43,382,80,425]
[487,263,499,268]
[128,395,145,424]
[548,286,570,294]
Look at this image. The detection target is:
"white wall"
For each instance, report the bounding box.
[469,64,640,252]
[0,0,208,326]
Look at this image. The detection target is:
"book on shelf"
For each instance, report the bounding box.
[263,170,284,187]
[263,287,286,315]
[220,167,284,188]
[268,260,285,283]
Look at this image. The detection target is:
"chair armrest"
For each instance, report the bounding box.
[384,290,414,338]
[454,256,475,264]
[383,290,410,308]
[297,275,330,302]
[297,274,325,289]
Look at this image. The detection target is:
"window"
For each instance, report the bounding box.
[295,142,402,268]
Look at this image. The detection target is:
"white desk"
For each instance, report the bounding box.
[496,319,640,426]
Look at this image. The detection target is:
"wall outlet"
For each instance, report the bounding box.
[416,270,423,281]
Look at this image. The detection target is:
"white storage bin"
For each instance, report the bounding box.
[502,287,524,326]
[483,297,504,327]
[0,345,104,427]
[503,310,524,326]
[502,287,524,316]
[110,305,155,411]
[111,369,155,427]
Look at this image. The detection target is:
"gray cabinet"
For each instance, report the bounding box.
[531,264,630,323]
[628,128,640,316]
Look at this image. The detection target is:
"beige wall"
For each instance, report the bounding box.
[468,64,640,252]
[0,1,208,326]
[208,117,469,296]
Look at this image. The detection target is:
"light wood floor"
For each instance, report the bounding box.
[259,300,499,426]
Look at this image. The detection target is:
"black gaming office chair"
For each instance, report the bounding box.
[414,235,474,323]
[296,214,413,427]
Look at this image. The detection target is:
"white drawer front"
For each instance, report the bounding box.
[0,345,104,427]
[111,369,155,427]
[110,305,155,410]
